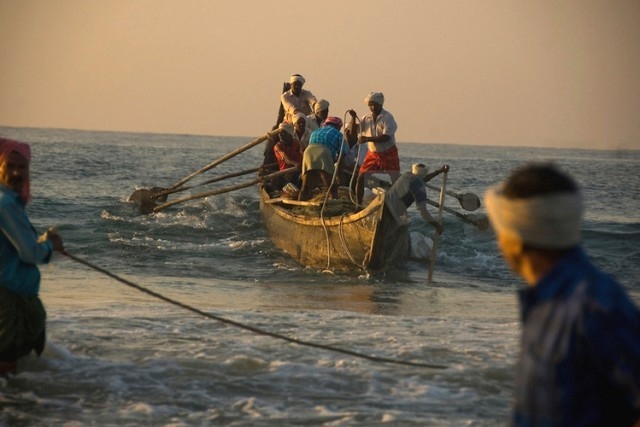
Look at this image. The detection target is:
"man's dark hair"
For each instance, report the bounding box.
[503,163,578,199]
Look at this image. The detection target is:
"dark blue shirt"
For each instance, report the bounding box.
[513,247,640,426]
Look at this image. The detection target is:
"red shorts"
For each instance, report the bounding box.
[359,145,400,174]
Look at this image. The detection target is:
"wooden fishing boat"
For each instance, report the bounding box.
[127,128,484,277]
[259,185,410,273]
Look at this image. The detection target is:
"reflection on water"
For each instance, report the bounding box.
[41,260,518,324]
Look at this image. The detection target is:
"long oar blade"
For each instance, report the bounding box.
[425,183,481,211]
[426,199,489,230]
[458,193,481,211]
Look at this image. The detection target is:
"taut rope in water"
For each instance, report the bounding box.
[61,250,447,370]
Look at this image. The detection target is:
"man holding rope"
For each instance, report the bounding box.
[347,92,400,205]
[485,163,640,426]
[0,138,64,375]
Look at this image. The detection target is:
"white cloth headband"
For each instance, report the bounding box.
[290,74,305,84]
[412,163,428,178]
[365,92,384,105]
[485,184,583,249]
[314,99,329,113]
[278,122,295,137]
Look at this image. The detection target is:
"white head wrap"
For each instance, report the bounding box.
[412,163,429,179]
[365,92,384,106]
[289,74,305,85]
[314,99,330,113]
[293,112,307,124]
[484,184,583,249]
[278,122,295,137]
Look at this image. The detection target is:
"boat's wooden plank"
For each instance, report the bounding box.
[264,197,322,206]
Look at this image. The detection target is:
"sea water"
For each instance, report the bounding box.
[1,126,638,426]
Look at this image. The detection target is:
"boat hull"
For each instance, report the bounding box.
[259,186,409,273]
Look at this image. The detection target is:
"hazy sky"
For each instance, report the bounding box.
[1,0,639,149]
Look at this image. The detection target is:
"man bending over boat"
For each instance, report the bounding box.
[298,117,348,201]
[0,138,64,375]
[384,163,448,235]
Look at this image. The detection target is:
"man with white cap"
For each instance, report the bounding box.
[384,163,448,235]
[0,137,64,375]
[273,122,302,188]
[280,74,317,125]
[306,99,330,133]
[347,92,400,205]
[292,112,311,151]
[485,163,640,426]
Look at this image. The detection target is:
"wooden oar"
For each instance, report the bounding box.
[424,183,480,211]
[426,199,489,230]
[367,174,480,212]
[164,130,280,192]
[427,171,447,284]
[130,130,280,205]
[149,164,275,200]
[147,167,297,214]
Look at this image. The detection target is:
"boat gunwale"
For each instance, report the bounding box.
[259,186,385,227]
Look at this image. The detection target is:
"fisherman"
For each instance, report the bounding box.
[384,163,447,234]
[280,74,317,125]
[292,112,311,151]
[273,122,302,188]
[485,162,640,426]
[0,138,64,375]
[261,128,281,177]
[298,116,348,201]
[347,92,400,205]
[306,99,330,133]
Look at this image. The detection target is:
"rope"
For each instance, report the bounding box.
[338,214,368,269]
[344,111,363,206]
[320,113,356,271]
[61,250,447,370]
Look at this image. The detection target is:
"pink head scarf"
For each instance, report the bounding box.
[323,116,343,129]
[0,137,32,202]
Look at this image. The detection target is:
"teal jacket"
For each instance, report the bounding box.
[0,185,53,296]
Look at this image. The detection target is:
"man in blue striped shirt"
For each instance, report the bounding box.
[485,163,640,426]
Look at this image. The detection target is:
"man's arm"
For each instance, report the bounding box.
[305,90,317,112]
[0,202,54,263]
[345,110,359,147]
[424,165,449,182]
[416,202,443,235]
